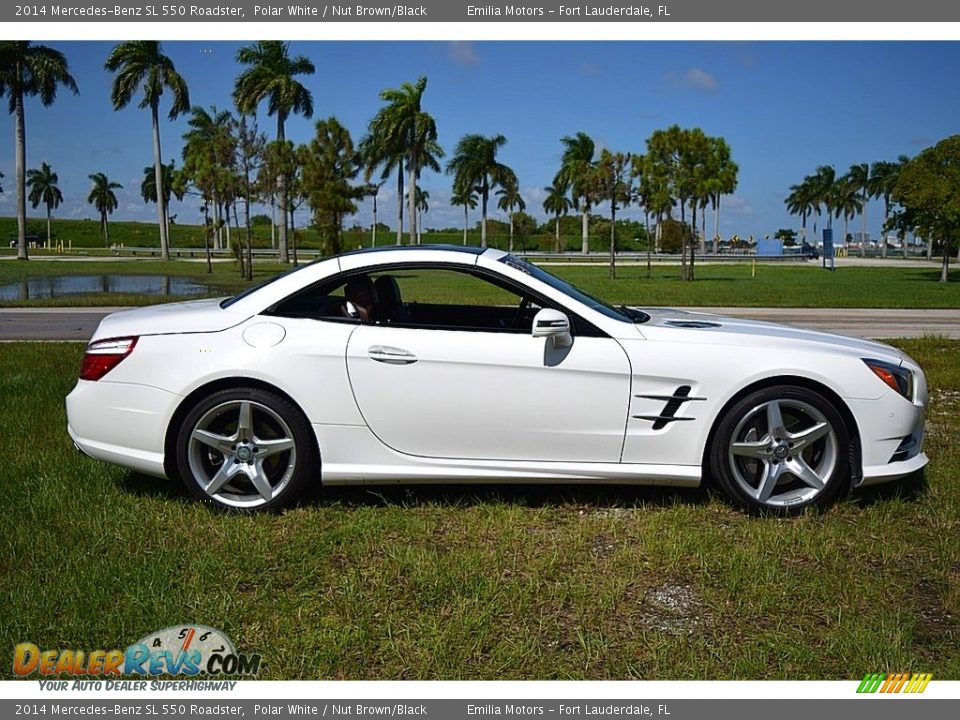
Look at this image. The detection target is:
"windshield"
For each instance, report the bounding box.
[498,255,648,323]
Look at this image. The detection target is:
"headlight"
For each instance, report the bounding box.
[863,358,914,400]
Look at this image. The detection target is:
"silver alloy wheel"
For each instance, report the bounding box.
[726,398,838,508]
[187,399,297,508]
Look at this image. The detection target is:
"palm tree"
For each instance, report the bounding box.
[105,41,189,262]
[543,178,572,253]
[233,41,315,263]
[706,137,738,253]
[592,150,633,278]
[359,113,407,246]
[364,181,385,246]
[87,173,122,246]
[26,162,62,249]
[835,172,864,249]
[372,77,443,246]
[414,187,429,244]
[182,105,236,250]
[846,162,869,256]
[446,134,516,250]
[869,156,908,259]
[450,181,478,246]
[556,132,596,254]
[810,165,838,244]
[496,177,525,252]
[141,160,182,243]
[0,41,78,260]
[785,181,816,247]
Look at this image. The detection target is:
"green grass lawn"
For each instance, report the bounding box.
[1,256,959,308]
[1,339,958,680]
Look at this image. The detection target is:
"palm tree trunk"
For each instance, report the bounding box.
[689,201,697,282]
[15,87,28,261]
[103,212,110,246]
[224,202,232,252]
[480,184,488,250]
[277,116,289,263]
[244,175,253,282]
[609,203,616,279]
[555,216,561,253]
[396,167,404,246]
[407,152,417,246]
[463,206,468,245]
[699,203,706,254]
[203,203,212,274]
[290,206,298,267]
[680,201,688,280]
[645,211,651,279]
[881,202,889,259]
[270,195,276,250]
[713,194,721,254]
[372,193,378,247]
[150,102,170,261]
[860,194,867,258]
[508,213,514,253]
[46,205,52,250]
[941,236,950,282]
[581,204,589,254]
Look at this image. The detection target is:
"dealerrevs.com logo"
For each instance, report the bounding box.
[857,672,933,694]
[14,625,260,677]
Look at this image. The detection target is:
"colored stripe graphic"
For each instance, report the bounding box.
[857,672,931,693]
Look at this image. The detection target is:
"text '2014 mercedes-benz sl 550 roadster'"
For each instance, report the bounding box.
[66,246,928,514]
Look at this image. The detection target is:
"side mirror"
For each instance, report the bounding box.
[532,308,572,348]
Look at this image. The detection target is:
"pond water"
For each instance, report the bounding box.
[0,275,215,301]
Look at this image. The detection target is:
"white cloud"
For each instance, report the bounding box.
[682,67,718,91]
[664,67,719,93]
[448,42,480,67]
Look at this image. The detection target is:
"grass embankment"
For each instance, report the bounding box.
[1,339,957,679]
[1,257,958,308]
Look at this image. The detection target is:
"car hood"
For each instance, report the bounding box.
[90,298,250,342]
[634,307,906,364]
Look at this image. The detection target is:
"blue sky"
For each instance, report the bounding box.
[1,41,958,239]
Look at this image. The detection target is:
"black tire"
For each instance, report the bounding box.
[708,385,850,515]
[175,387,317,512]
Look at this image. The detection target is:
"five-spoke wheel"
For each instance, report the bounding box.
[175,387,315,510]
[710,385,849,514]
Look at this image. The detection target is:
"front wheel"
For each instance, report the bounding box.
[175,387,317,511]
[709,385,850,515]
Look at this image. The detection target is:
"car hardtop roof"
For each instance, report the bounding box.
[338,244,487,258]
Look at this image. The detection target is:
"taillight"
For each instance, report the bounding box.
[80,337,138,381]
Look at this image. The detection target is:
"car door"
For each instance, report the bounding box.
[344,267,632,463]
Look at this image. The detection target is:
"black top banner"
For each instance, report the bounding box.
[6,0,960,23]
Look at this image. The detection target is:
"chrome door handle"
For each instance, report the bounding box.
[367,345,417,365]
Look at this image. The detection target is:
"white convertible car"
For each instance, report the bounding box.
[66,246,928,514]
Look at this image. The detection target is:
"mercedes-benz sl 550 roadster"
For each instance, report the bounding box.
[66,246,928,514]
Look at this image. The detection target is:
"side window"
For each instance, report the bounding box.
[370,268,539,332]
[266,263,602,336]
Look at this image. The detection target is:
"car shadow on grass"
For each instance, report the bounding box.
[849,468,929,507]
[315,482,713,511]
[116,471,191,501]
[114,470,713,511]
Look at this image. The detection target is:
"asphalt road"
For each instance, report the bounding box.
[1,306,958,341]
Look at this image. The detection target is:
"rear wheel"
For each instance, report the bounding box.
[709,385,850,514]
[175,387,316,511]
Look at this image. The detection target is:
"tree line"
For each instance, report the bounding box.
[785,145,959,282]
[0,40,749,281]
[9,40,952,283]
